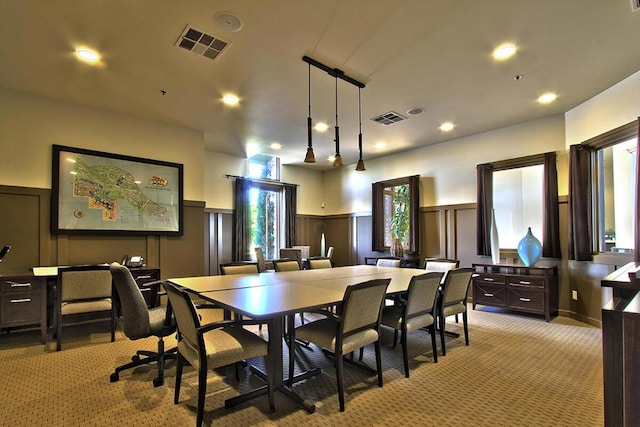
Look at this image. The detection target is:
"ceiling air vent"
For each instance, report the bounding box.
[175,25,230,61]
[371,111,407,126]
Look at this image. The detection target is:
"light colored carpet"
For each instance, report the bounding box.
[0,305,603,426]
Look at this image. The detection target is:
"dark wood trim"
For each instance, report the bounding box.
[581,120,637,149]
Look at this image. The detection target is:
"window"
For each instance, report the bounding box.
[493,165,544,248]
[247,155,283,260]
[594,138,637,254]
[372,175,420,253]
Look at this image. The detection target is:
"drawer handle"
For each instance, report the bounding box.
[518,281,532,285]
[483,278,494,282]
[135,275,152,280]
[7,281,32,288]
[484,293,494,297]
[140,288,151,293]
[11,298,32,303]
[519,297,531,302]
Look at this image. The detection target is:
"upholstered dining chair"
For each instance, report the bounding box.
[220,262,259,275]
[279,248,303,269]
[381,272,443,377]
[254,247,274,273]
[109,262,177,387]
[326,246,334,260]
[273,259,301,272]
[307,258,332,269]
[424,258,460,272]
[163,281,273,427]
[438,267,474,355]
[55,264,116,351]
[376,258,401,268]
[287,278,391,412]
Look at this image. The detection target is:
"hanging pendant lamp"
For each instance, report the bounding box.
[304,63,316,163]
[332,75,343,167]
[355,87,366,171]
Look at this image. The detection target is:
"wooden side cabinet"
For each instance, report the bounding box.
[0,273,46,342]
[129,268,161,308]
[472,263,558,321]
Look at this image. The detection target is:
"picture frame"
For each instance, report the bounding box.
[51,145,183,235]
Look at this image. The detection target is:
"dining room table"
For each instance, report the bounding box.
[165,265,429,413]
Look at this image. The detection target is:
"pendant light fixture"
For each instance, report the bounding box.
[304,63,316,163]
[332,75,343,167]
[355,87,366,171]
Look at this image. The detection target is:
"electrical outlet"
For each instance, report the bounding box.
[572,290,578,301]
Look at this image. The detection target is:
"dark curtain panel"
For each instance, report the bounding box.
[543,152,562,258]
[567,144,593,261]
[635,118,640,262]
[232,177,252,261]
[284,184,297,248]
[476,163,494,256]
[371,182,385,251]
[408,175,420,253]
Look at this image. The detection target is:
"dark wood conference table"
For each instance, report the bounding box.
[165,265,427,413]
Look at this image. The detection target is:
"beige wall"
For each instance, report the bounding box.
[322,114,567,215]
[0,87,205,201]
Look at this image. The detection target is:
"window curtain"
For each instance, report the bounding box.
[371,181,385,251]
[476,163,494,256]
[635,118,640,262]
[543,152,562,258]
[408,175,420,253]
[284,184,297,248]
[567,144,593,261]
[232,177,252,261]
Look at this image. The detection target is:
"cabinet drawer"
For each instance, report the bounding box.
[474,273,506,285]
[508,287,545,313]
[473,281,507,306]
[507,276,545,288]
[1,277,37,292]
[1,292,42,325]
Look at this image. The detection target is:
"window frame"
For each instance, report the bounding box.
[372,175,420,253]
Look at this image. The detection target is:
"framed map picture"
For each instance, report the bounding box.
[51,145,183,235]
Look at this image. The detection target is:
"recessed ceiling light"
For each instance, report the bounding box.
[76,49,100,62]
[314,122,329,132]
[439,122,455,132]
[493,43,517,60]
[375,142,387,149]
[222,94,240,106]
[270,142,281,150]
[537,92,557,104]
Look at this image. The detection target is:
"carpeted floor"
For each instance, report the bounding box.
[0,305,603,426]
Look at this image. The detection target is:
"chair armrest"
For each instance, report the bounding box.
[304,308,340,321]
[198,319,261,334]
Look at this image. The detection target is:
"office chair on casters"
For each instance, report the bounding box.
[109,262,177,387]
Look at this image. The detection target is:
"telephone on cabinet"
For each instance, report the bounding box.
[121,255,144,268]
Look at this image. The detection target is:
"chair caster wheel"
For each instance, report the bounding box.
[110,373,119,383]
[131,355,140,362]
[153,377,164,387]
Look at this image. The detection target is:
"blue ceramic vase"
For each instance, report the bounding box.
[517,227,542,267]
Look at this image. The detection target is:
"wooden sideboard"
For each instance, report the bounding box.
[0,272,46,342]
[471,263,559,321]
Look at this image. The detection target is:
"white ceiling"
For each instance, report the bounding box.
[1,1,639,170]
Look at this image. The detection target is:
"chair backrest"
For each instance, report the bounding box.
[254,247,266,272]
[376,258,401,268]
[291,245,310,259]
[404,272,444,319]
[440,268,474,308]
[279,248,302,268]
[425,258,460,272]
[273,260,300,272]
[220,262,259,275]
[341,279,390,336]
[163,281,202,368]
[59,265,112,303]
[326,246,334,259]
[110,262,151,339]
[308,258,332,269]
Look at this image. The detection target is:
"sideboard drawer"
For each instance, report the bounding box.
[507,276,545,288]
[1,277,37,292]
[473,281,507,307]
[507,286,545,313]
[474,273,506,285]
[1,291,43,325]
